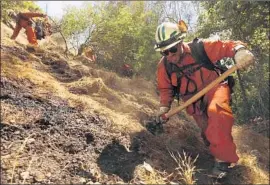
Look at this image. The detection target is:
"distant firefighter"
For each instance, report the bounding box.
[84,47,97,63]
[78,44,97,63]
[121,64,133,77]
[10,12,49,46]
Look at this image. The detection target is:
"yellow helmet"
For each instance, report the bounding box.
[154,21,187,51]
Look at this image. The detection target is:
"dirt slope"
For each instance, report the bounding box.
[1,22,269,184]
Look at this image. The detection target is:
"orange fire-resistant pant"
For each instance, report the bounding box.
[192,84,239,163]
[10,12,44,46]
[11,24,38,46]
[25,26,38,45]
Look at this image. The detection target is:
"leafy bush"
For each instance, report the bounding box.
[197,1,269,122]
[1,1,42,23]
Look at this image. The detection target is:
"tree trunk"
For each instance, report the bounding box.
[48,16,69,58]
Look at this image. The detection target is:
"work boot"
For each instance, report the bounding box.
[211,161,232,179]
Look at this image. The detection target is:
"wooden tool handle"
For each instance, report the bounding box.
[163,65,239,119]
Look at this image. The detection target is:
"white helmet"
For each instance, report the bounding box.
[154,22,187,51]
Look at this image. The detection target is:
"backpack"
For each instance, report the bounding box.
[35,20,45,40]
[163,37,235,103]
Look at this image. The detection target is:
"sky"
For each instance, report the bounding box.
[35,1,85,18]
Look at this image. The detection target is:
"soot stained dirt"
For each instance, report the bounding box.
[0,77,144,184]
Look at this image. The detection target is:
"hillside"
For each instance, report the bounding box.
[1,21,269,184]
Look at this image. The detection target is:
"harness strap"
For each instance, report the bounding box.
[162,38,235,107]
[164,57,203,104]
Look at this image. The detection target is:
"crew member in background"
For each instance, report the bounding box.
[10,12,47,46]
[121,64,134,77]
[84,47,97,63]
[154,21,255,179]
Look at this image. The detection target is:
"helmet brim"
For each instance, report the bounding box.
[154,39,182,52]
[154,33,186,52]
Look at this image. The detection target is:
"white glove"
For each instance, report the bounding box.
[234,49,255,70]
[156,107,170,124]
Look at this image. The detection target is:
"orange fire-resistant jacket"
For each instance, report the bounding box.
[11,12,45,45]
[156,39,246,163]
[157,39,245,110]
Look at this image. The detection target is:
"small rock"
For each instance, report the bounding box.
[169,181,179,185]
[115,181,125,184]
[76,119,82,123]
[20,55,27,60]
[250,150,260,157]
[27,138,36,144]
[33,171,45,182]
[14,130,20,134]
[20,171,30,180]
[80,177,87,183]
[143,161,154,173]
[46,172,51,177]
[9,120,15,124]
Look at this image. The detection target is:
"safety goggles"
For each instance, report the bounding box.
[160,45,178,56]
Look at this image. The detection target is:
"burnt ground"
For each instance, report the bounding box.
[0,77,144,184]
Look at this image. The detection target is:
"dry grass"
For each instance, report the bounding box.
[232,126,269,184]
[66,77,105,95]
[169,150,198,185]
[90,68,157,100]
[237,153,269,184]
[131,150,199,185]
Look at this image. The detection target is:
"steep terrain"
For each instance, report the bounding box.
[1,22,269,184]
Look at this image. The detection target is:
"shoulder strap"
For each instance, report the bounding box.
[188,38,216,71]
[162,57,181,103]
[163,57,172,78]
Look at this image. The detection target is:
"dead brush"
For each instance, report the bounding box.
[168,150,199,185]
[237,153,269,184]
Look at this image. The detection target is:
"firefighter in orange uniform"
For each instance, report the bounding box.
[154,21,255,179]
[84,47,97,62]
[10,12,47,45]
[121,64,133,77]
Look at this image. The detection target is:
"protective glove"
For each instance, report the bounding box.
[155,106,170,124]
[234,49,255,70]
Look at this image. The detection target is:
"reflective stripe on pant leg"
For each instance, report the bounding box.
[205,84,239,163]
[25,26,38,45]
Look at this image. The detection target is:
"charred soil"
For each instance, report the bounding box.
[0,77,143,184]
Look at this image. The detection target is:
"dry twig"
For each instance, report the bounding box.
[10,134,35,184]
